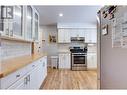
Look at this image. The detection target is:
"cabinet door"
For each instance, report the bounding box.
[59,54,64,68]
[0,7,2,31]
[90,29,97,43]
[7,75,27,90]
[13,6,23,38]
[37,63,44,88]
[34,10,39,41]
[87,54,92,68]
[85,28,97,43]
[28,66,40,89]
[43,56,47,78]
[87,54,97,69]
[64,29,71,43]
[59,53,71,69]
[58,29,64,43]
[1,6,13,36]
[64,54,71,69]
[78,29,85,37]
[26,6,33,40]
[85,29,90,43]
[58,29,71,43]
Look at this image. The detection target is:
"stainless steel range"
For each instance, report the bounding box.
[70,47,87,71]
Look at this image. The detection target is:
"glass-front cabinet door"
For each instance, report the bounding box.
[26,6,33,41]
[0,6,23,38]
[13,6,23,38]
[0,6,13,36]
[34,11,39,41]
[0,6,3,32]
[0,5,39,42]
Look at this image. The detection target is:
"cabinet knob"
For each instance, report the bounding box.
[32,65,35,67]
[16,74,20,78]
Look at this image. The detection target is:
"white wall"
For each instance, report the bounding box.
[40,25,58,66]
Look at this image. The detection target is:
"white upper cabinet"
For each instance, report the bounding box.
[0,6,24,39]
[91,29,97,43]
[0,7,2,32]
[58,29,71,43]
[33,8,39,41]
[13,6,24,38]
[0,6,39,42]
[58,28,97,43]
[84,28,97,43]
[70,29,85,37]
[58,29,64,43]
[64,29,71,43]
[25,6,33,41]
[77,29,85,37]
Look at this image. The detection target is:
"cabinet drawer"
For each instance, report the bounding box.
[7,74,27,89]
[1,66,27,89]
[25,58,44,73]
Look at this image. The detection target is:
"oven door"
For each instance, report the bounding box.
[72,54,87,67]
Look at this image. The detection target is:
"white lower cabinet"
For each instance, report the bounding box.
[28,65,42,89]
[7,75,28,89]
[87,53,97,69]
[59,53,71,69]
[1,56,47,89]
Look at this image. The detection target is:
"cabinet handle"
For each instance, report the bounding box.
[10,30,13,36]
[32,65,35,67]
[16,74,20,78]
[27,75,30,82]
[24,77,27,85]
[6,29,9,35]
[43,62,45,66]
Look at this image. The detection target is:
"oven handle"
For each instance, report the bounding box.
[72,55,87,56]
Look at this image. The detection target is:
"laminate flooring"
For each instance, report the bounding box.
[40,68,97,89]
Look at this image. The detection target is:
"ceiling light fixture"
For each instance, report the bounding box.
[59,13,63,17]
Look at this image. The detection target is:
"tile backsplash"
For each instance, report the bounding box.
[1,39,32,60]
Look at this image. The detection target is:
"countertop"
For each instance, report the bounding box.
[0,54,47,79]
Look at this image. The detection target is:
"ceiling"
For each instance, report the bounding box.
[34,6,102,26]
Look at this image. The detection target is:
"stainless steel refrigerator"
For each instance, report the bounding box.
[97,6,127,89]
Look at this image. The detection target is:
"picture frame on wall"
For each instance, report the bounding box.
[102,24,108,35]
[49,34,57,43]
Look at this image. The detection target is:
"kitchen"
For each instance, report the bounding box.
[0,5,99,89]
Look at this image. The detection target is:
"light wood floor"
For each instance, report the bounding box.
[40,68,97,90]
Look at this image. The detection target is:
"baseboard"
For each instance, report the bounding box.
[39,75,48,89]
[58,68,71,70]
[87,68,97,71]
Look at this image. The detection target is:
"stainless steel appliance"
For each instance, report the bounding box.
[98,6,127,89]
[70,47,87,70]
[71,37,85,43]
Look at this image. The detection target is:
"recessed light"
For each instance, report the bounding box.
[59,13,63,17]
